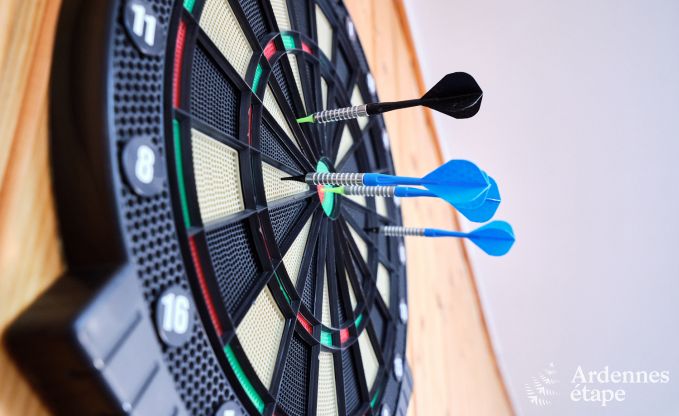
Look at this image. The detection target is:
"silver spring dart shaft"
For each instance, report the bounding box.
[305,172,365,186]
[380,226,426,237]
[312,104,369,123]
[342,186,396,197]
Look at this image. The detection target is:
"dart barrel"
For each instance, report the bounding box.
[343,186,397,197]
[305,172,365,186]
[313,104,368,123]
[380,226,426,237]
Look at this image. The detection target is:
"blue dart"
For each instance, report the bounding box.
[370,221,515,256]
[283,160,490,207]
[322,175,501,223]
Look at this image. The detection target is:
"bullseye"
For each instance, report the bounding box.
[315,160,336,217]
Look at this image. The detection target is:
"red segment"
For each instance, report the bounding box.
[189,237,223,336]
[340,328,350,344]
[297,313,313,334]
[263,40,277,60]
[301,41,313,55]
[258,227,272,260]
[316,184,325,203]
[173,20,187,108]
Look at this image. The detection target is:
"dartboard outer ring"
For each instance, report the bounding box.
[7,0,412,415]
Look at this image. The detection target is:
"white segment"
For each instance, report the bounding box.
[349,225,368,263]
[322,269,332,327]
[262,162,310,202]
[367,73,376,94]
[335,125,353,165]
[317,352,339,416]
[236,287,285,389]
[315,5,333,59]
[263,85,298,148]
[288,55,306,112]
[375,197,388,217]
[345,194,367,207]
[358,330,379,390]
[346,272,357,310]
[382,130,390,150]
[321,78,328,109]
[283,218,312,287]
[191,129,244,224]
[271,0,292,30]
[376,263,390,307]
[399,242,406,264]
[351,85,368,129]
[200,0,252,79]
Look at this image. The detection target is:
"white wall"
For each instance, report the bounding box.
[403,0,679,414]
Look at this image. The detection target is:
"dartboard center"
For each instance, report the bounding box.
[316,159,337,218]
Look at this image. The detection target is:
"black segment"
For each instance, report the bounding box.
[342,348,362,414]
[269,198,309,245]
[191,45,240,139]
[260,120,304,172]
[277,334,311,415]
[206,221,261,316]
[237,0,270,40]
[301,250,318,312]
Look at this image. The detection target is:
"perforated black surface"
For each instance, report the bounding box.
[191,45,240,138]
[272,61,295,111]
[206,221,261,316]
[277,334,311,415]
[269,199,309,245]
[342,348,362,414]
[238,0,269,40]
[260,121,303,172]
[301,254,317,312]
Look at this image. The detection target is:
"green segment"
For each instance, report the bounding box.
[252,64,263,92]
[282,33,296,50]
[354,313,363,328]
[224,345,265,413]
[173,120,191,229]
[316,161,335,217]
[296,114,315,124]
[320,330,333,347]
[370,389,381,408]
[324,186,345,195]
[183,0,196,12]
[275,273,291,304]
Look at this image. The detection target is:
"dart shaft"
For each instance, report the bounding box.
[312,104,368,123]
[340,186,435,198]
[379,226,467,238]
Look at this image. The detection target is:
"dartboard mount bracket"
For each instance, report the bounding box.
[7,0,412,415]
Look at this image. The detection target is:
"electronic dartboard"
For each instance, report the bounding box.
[8,0,411,415]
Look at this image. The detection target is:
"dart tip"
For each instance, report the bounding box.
[296,114,315,124]
[322,186,345,195]
[364,227,380,234]
[281,175,307,182]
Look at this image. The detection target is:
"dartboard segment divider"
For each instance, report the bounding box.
[7,0,413,415]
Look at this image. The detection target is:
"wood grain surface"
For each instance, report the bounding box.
[0,0,512,415]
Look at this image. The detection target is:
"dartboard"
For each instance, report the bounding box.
[8,0,411,415]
